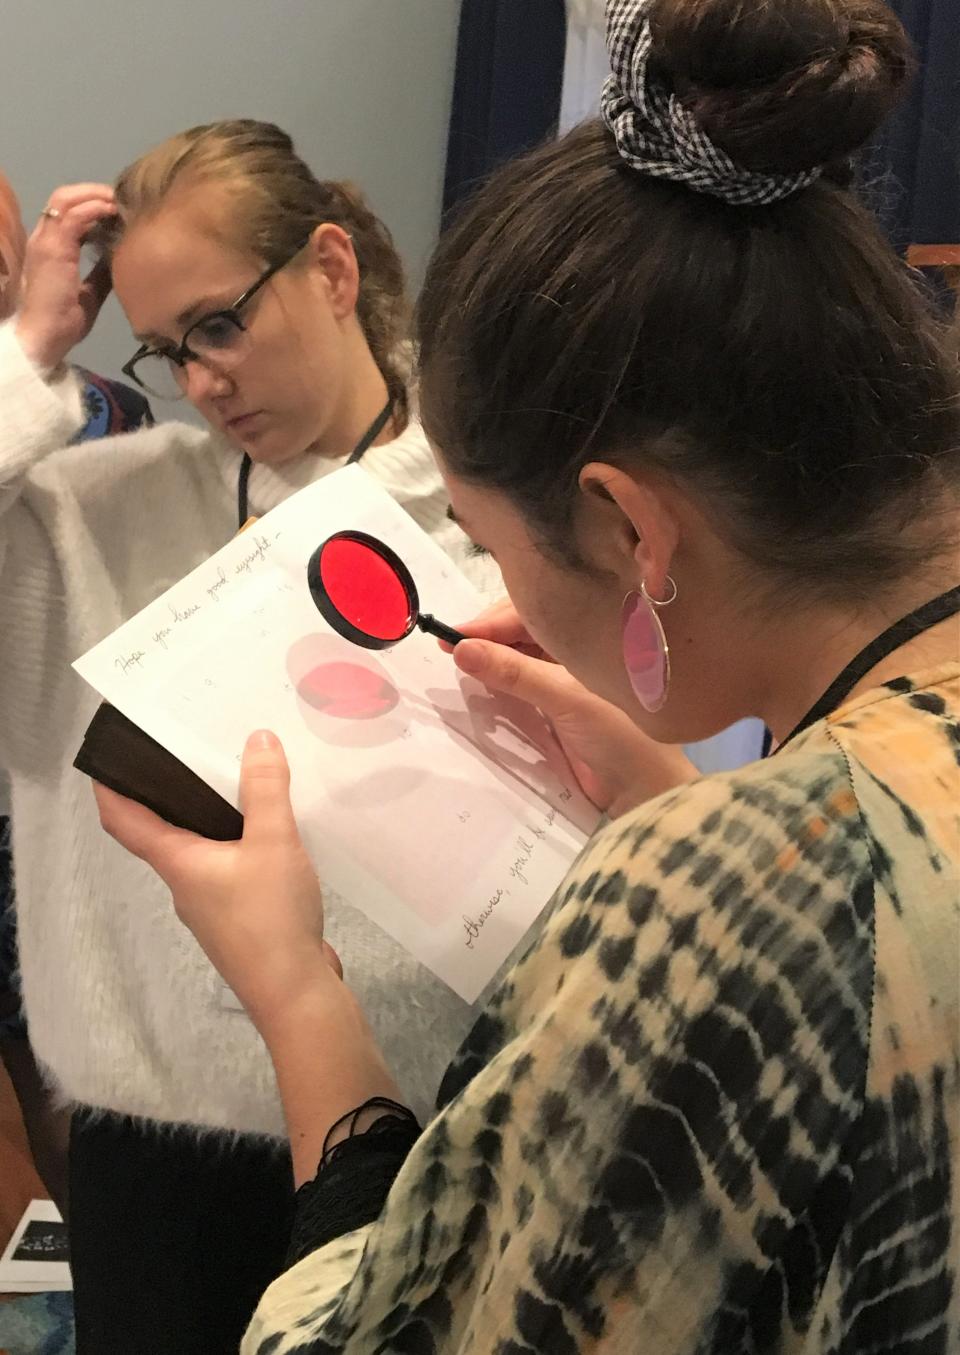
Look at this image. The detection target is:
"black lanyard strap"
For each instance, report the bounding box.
[237,451,253,532]
[346,397,394,466]
[236,397,394,531]
[778,583,960,750]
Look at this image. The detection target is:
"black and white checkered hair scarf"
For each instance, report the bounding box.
[600,0,822,206]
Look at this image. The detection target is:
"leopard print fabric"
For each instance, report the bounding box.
[245,665,959,1355]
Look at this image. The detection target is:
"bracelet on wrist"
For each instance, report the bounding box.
[320,1097,419,1171]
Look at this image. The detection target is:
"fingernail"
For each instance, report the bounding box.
[248,729,279,750]
[455,640,483,674]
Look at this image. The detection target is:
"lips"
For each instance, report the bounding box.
[225,411,264,433]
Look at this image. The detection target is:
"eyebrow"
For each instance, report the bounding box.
[445,504,463,526]
[133,329,170,346]
[134,291,237,344]
[175,293,231,329]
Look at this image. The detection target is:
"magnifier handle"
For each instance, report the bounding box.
[417,614,466,647]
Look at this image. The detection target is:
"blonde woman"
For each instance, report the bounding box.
[0,122,497,1353]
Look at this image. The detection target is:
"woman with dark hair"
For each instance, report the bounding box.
[100,1,959,1350]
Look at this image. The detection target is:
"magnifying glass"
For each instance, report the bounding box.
[307,530,466,651]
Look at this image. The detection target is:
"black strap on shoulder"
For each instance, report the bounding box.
[777,583,960,750]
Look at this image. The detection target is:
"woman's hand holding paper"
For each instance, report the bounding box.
[93,730,340,1032]
[93,729,401,1183]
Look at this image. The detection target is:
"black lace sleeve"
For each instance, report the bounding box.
[286,1099,422,1269]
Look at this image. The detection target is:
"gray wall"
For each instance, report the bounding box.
[2,0,461,382]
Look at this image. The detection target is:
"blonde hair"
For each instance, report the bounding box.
[109,120,410,418]
[0,172,26,320]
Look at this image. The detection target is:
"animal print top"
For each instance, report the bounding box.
[244,664,959,1355]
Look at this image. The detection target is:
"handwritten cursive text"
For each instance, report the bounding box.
[114,650,146,676]
[463,888,505,949]
[206,567,229,603]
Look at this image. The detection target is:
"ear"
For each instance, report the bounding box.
[578,462,680,599]
[306,223,359,321]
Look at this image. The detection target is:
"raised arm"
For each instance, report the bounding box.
[0,186,116,525]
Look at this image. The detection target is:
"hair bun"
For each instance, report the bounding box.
[647,0,913,172]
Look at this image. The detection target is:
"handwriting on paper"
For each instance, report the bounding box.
[464,788,577,947]
[113,536,282,674]
[509,837,536,887]
[114,649,146,676]
[206,567,229,602]
[235,534,274,575]
[463,888,505,948]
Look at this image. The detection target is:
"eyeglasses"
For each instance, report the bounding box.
[121,238,310,401]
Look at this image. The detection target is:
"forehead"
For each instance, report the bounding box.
[439,460,536,545]
[111,191,258,338]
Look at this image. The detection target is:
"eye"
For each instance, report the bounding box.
[467,542,491,559]
[190,311,242,351]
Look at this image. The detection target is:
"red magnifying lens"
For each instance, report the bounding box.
[307,531,466,651]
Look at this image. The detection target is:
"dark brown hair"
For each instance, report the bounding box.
[417,0,959,596]
[109,120,409,418]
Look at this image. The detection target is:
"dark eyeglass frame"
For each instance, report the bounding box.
[121,236,312,391]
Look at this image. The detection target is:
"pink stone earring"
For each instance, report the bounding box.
[621,576,678,712]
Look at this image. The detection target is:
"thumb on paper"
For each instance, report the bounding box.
[240,731,299,845]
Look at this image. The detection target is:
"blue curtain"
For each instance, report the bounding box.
[443,0,567,215]
[865,0,959,251]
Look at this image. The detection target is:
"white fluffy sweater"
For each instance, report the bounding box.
[0,322,497,1135]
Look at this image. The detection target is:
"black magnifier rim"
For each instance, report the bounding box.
[307,529,421,652]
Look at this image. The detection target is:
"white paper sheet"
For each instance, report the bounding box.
[73,466,598,1001]
[0,1199,71,1293]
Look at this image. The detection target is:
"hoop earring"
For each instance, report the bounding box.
[621,576,678,713]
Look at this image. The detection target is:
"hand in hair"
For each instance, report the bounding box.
[15,183,116,370]
[451,601,698,816]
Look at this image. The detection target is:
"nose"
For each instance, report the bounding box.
[181,356,234,405]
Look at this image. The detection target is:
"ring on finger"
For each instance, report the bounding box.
[41,206,62,221]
